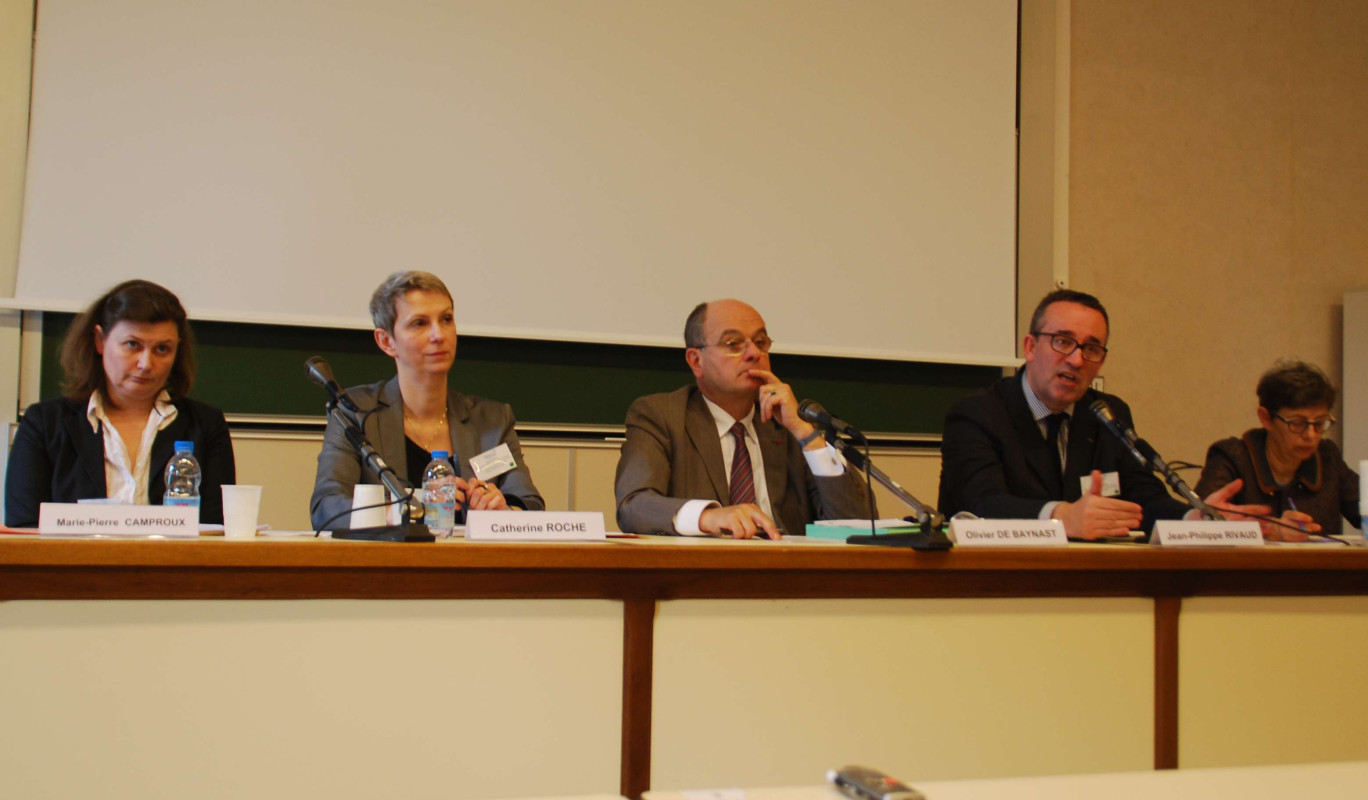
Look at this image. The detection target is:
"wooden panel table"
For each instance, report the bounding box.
[2,536,1366,797]
[645,761,1368,800]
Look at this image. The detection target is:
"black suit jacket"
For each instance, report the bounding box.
[938,371,1189,532]
[5,395,237,527]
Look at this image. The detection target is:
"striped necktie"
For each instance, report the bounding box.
[727,422,756,505]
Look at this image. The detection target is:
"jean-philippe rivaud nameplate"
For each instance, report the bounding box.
[38,503,199,537]
[1151,520,1264,547]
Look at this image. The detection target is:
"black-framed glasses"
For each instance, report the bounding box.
[1034,331,1108,362]
[1273,413,1336,435]
[697,334,773,356]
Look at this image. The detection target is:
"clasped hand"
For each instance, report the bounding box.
[449,476,508,511]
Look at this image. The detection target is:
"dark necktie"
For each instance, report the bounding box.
[728,422,756,505]
[1044,412,1069,478]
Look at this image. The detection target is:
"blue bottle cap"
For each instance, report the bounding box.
[174,441,194,452]
[431,450,449,460]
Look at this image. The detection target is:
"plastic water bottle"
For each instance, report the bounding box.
[163,441,202,512]
[423,450,458,537]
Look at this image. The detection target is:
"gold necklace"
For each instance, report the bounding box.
[404,409,449,453]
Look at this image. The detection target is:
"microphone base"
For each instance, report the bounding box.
[333,523,435,543]
[847,527,953,551]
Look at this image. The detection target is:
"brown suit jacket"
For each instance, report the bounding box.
[613,385,872,535]
[1195,429,1360,535]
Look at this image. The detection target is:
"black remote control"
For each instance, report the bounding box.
[827,765,927,800]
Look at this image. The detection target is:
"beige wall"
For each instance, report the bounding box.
[1070,0,1368,462]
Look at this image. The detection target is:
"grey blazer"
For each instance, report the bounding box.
[309,376,544,530]
[613,385,873,535]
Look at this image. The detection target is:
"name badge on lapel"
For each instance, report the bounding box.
[1080,471,1121,497]
[470,443,516,481]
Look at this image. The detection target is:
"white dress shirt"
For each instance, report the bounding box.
[87,390,179,505]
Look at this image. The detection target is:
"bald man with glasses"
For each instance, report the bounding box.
[938,289,1262,540]
[614,299,871,538]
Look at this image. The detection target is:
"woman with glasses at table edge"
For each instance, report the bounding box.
[1195,360,1360,540]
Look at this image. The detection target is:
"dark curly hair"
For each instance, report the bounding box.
[1256,360,1336,415]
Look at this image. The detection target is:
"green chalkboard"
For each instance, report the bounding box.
[39,314,1003,435]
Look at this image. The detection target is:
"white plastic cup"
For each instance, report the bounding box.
[221,485,263,540]
[351,484,387,529]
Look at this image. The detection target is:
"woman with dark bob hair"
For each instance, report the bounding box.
[309,270,544,530]
[5,280,236,527]
[1196,360,1359,539]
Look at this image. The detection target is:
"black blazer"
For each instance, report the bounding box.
[5,395,237,527]
[938,371,1189,532]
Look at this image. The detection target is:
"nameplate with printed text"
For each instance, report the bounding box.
[1152,520,1264,547]
[948,518,1068,547]
[465,510,606,541]
[38,503,200,537]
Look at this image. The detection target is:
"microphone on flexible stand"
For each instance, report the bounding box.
[798,400,867,444]
[305,356,433,542]
[305,356,361,413]
[1089,399,1219,520]
[798,399,951,550]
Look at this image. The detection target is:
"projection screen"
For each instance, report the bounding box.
[15,0,1019,364]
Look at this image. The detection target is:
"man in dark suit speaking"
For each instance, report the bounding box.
[938,289,1261,539]
[614,299,871,538]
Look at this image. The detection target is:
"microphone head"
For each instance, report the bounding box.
[1088,398,1116,424]
[797,399,825,424]
[305,355,335,387]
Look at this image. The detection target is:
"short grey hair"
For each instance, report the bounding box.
[683,302,709,348]
[369,271,453,333]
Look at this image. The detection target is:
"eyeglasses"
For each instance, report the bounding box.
[1034,332,1108,362]
[1273,413,1336,435]
[696,334,774,356]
